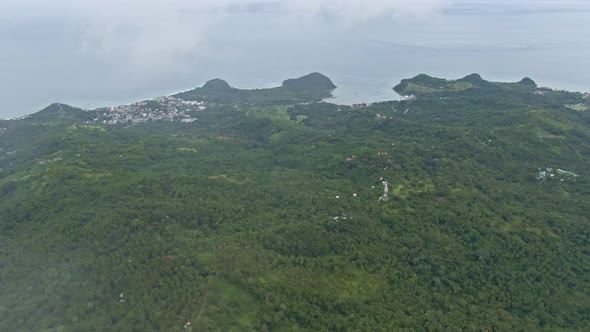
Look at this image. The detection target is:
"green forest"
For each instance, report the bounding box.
[0,73,589,331]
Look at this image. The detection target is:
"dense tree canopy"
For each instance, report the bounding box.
[0,75,589,331]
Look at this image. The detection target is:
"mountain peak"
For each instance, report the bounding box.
[23,102,94,124]
[38,103,79,114]
[202,78,232,90]
[282,72,336,91]
[519,77,536,86]
[459,73,487,84]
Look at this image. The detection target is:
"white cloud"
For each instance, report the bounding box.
[280,0,450,22]
[5,0,451,75]
[5,0,584,81]
[65,1,213,75]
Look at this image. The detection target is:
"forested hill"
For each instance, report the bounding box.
[1,74,590,331]
[173,72,336,105]
[394,73,539,97]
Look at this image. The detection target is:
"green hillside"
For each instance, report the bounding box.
[393,73,539,97]
[1,75,589,331]
[173,72,336,105]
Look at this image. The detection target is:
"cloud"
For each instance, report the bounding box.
[0,0,452,89]
[216,0,450,18]
[280,0,449,22]
[64,1,213,76]
[4,0,449,75]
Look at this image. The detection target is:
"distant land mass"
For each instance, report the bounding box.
[173,72,337,105]
[394,73,538,97]
[0,72,337,124]
[2,72,588,122]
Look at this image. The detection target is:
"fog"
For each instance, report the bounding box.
[1,0,589,118]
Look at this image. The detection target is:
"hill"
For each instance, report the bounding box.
[394,73,538,97]
[24,103,95,124]
[173,72,336,105]
[1,74,589,331]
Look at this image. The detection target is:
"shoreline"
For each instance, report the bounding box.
[2,75,589,120]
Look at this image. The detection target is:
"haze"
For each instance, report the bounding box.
[1,0,589,118]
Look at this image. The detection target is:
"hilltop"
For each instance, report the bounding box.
[23,103,95,124]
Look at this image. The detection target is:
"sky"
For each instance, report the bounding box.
[1,0,590,118]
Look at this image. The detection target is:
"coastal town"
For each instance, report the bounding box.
[93,96,206,125]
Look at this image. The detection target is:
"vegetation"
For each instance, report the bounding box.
[173,72,336,105]
[1,74,589,331]
[393,73,538,97]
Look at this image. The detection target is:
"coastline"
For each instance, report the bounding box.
[2,74,589,120]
